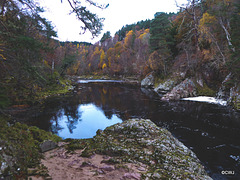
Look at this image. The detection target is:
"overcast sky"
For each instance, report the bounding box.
[38,0,188,43]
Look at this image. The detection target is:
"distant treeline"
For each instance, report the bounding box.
[60,41,92,47]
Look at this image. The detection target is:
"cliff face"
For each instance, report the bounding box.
[40,119,211,180]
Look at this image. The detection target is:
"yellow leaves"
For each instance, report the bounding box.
[144,29,150,33]
[124,30,133,48]
[139,33,146,40]
[0,54,6,60]
[88,63,91,68]
[202,49,214,62]
[148,51,163,71]
[43,60,50,68]
[0,44,6,60]
[199,12,216,26]
[107,48,114,67]
[126,30,133,37]
[102,63,107,69]
[114,42,123,56]
[199,12,217,43]
[100,49,105,62]
[93,47,100,56]
[72,61,80,74]
[98,49,105,69]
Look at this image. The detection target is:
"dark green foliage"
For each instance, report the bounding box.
[115,19,151,41]
[66,0,108,37]
[0,0,60,105]
[0,86,10,108]
[150,12,175,53]
[149,12,176,75]
[0,116,61,178]
[59,55,77,76]
[60,41,92,46]
[100,31,111,43]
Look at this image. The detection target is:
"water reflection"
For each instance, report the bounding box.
[50,104,122,139]
[22,81,240,179]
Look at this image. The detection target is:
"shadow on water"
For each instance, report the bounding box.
[21,81,240,179]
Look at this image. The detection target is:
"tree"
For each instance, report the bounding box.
[64,0,109,37]
[100,31,111,43]
[0,0,60,104]
[149,12,174,75]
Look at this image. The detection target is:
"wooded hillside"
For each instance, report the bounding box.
[0,0,239,107]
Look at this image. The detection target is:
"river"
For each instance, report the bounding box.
[21,80,240,180]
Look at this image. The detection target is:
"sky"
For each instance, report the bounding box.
[37,0,188,43]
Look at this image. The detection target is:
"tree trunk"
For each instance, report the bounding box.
[219,18,235,52]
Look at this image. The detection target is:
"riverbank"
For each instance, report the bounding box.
[0,115,62,179]
[68,75,140,84]
[141,72,240,110]
[28,119,211,180]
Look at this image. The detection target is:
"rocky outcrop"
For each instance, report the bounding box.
[62,119,211,180]
[154,79,177,94]
[229,85,240,110]
[162,78,197,101]
[216,73,232,100]
[216,73,240,110]
[141,73,154,87]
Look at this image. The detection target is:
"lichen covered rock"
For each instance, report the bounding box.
[66,119,211,179]
[162,78,197,101]
[141,73,154,87]
[154,79,177,94]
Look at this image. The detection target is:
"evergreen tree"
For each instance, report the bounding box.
[149,12,174,75]
[100,31,111,43]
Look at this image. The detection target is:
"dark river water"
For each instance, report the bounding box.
[22,81,240,180]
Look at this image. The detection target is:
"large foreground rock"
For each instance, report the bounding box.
[162,78,197,101]
[64,119,211,179]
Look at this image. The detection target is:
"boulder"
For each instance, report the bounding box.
[70,119,212,179]
[154,79,177,94]
[161,78,197,101]
[40,140,58,152]
[141,73,154,87]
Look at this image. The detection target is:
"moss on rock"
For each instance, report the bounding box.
[0,116,61,179]
[196,81,216,97]
[66,119,212,179]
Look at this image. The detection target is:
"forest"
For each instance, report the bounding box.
[0,0,239,108]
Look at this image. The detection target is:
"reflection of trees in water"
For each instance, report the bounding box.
[48,99,82,134]
[63,105,82,134]
[51,110,64,134]
[75,83,153,121]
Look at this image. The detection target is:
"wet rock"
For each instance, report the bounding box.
[40,140,58,152]
[141,73,154,87]
[162,78,197,101]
